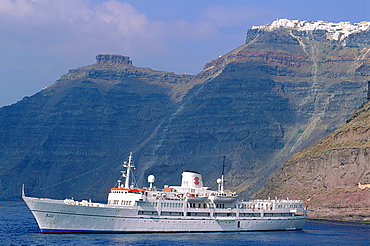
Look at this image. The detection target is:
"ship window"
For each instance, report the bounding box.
[149,202,158,207]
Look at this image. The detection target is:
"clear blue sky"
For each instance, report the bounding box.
[1,0,369,106]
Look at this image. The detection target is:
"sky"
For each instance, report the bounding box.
[1,0,370,107]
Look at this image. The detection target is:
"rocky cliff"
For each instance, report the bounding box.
[140,19,370,198]
[255,100,370,221]
[1,20,370,202]
[0,55,194,200]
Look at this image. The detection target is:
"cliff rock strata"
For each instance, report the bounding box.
[0,55,187,199]
[255,101,370,221]
[1,20,370,202]
[142,21,370,197]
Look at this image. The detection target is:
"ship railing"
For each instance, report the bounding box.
[210,190,237,196]
[63,198,102,207]
[251,199,303,203]
[150,192,182,200]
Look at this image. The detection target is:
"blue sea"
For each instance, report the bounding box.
[1,201,369,245]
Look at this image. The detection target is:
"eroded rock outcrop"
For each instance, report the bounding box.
[95,54,133,65]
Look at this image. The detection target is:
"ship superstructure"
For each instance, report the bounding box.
[23,153,307,233]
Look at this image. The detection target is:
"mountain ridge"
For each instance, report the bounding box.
[1,19,370,207]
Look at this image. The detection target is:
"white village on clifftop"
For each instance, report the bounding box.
[253,19,370,41]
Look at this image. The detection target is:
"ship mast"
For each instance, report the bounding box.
[221,156,225,194]
[122,152,134,189]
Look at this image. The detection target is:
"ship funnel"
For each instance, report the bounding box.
[181,171,203,188]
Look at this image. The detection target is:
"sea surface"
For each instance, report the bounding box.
[1,201,369,246]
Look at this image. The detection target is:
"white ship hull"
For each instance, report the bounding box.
[23,154,307,234]
[23,196,306,233]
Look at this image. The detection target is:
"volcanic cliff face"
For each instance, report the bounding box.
[255,100,370,221]
[138,19,370,198]
[1,20,370,201]
[0,55,194,200]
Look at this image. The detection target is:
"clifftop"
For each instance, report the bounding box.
[253,19,370,41]
[58,54,196,102]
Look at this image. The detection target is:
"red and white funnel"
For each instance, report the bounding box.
[181,171,203,188]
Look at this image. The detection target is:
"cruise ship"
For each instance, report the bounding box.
[23,153,307,233]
